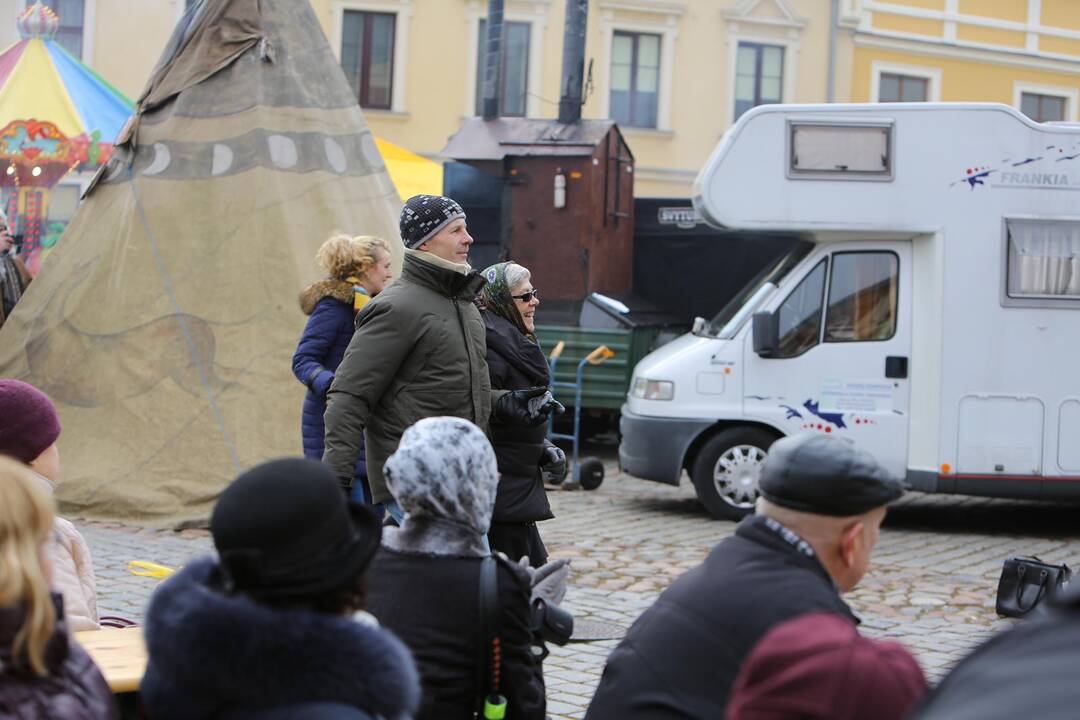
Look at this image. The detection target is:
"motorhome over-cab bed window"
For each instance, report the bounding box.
[788,122,893,180]
[1005,219,1080,306]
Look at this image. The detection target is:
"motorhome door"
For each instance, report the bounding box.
[744,241,913,479]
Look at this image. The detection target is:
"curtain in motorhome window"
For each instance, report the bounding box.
[1007,220,1080,298]
[777,259,826,357]
[825,253,898,342]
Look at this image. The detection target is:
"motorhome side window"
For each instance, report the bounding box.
[776,260,826,357]
[1006,219,1080,301]
[824,253,899,342]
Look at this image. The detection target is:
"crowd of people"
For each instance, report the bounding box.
[2,193,1078,719]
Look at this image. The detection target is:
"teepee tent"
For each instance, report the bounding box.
[0,0,403,525]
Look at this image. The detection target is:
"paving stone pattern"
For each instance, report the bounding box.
[80,468,1080,720]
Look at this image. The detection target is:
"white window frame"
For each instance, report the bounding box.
[1014,82,1079,123]
[21,0,95,65]
[330,0,412,115]
[598,4,682,132]
[870,61,941,103]
[463,0,549,119]
[1001,216,1080,309]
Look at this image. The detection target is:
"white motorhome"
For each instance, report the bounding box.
[619,103,1080,519]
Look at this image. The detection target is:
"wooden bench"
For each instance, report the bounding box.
[74,627,146,694]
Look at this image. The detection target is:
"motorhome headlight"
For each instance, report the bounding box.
[631,377,674,401]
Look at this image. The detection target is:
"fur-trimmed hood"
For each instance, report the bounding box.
[141,557,419,720]
[299,279,354,315]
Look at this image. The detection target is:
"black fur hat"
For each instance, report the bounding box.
[211,458,381,600]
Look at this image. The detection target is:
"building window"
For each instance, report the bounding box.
[1021,92,1067,123]
[610,31,660,129]
[474,20,531,117]
[878,73,927,103]
[341,11,396,110]
[734,42,783,121]
[40,0,84,58]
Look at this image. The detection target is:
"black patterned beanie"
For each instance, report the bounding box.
[399,194,466,249]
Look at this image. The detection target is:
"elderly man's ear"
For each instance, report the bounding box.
[839,520,866,569]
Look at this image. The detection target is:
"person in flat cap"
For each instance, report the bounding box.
[324,194,562,524]
[586,433,903,720]
[140,458,420,720]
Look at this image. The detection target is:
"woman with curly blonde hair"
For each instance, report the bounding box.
[0,456,116,717]
[293,234,393,505]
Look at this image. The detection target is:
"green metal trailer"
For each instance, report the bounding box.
[535,324,669,411]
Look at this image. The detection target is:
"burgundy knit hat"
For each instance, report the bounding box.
[0,380,61,464]
[728,613,927,720]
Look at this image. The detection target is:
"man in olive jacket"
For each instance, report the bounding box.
[323,195,557,521]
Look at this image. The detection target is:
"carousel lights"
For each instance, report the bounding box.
[5,165,13,175]
[31,166,41,177]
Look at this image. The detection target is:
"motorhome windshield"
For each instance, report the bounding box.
[706,240,814,337]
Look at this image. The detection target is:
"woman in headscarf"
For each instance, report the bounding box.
[478,262,565,567]
[366,417,548,720]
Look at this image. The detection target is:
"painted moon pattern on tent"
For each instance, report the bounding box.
[116,130,388,182]
[143,143,172,176]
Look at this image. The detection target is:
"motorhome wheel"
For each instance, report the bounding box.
[579,458,605,490]
[690,428,777,520]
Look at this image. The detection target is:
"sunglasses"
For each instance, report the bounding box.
[511,289,540,303]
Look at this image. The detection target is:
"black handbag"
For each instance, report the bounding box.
[995,556,1071,618]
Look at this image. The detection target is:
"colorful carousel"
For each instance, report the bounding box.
[0,2,133,274]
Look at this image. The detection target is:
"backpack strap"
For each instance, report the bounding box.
[476,555,505,719]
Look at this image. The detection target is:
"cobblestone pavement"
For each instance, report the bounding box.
[78,465,1080,720]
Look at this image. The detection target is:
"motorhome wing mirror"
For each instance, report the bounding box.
[752,312,779,357]
[691,316,707,335]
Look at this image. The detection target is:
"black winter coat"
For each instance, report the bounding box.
[140,557,419,720]
[911,584,1080,720]
[585,515,856,720]
[484,310,554,524]
[0,596,118,720]
[367,548,547,720]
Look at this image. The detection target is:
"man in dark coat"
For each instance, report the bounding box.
[585,433,904,719]
[910,583,1080,720]
[323,195,559,521]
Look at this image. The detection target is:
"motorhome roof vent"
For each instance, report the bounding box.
[787,120,893,181]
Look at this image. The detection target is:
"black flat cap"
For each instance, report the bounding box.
[759,434,903,516]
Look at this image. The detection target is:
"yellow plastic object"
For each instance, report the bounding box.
[585,345,615,365]
[549,340,566,361]
[374,137,444,199]
[128,561,177,579]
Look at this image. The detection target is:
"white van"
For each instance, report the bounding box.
[619,103,1080,519]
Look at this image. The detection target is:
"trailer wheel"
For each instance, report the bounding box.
[579,458,605,490]
[690,427,777,520]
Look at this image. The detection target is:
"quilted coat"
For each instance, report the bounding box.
[292,279,365,477]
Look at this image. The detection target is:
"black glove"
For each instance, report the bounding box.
[540,443,567,483]
[494,387,565,427]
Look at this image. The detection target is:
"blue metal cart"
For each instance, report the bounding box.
[547,341,615,490]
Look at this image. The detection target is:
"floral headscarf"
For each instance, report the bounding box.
[479,261,531,338]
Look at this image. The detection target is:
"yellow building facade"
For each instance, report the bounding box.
[848,0,1080,122]
[1,0,1077,198]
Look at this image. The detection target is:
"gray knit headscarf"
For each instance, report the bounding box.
[382,417,498,557]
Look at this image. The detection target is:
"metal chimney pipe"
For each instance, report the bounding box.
[558,0,589,124]
[481,0,505,121]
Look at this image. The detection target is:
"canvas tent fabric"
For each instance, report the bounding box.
[0,0,403,525]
